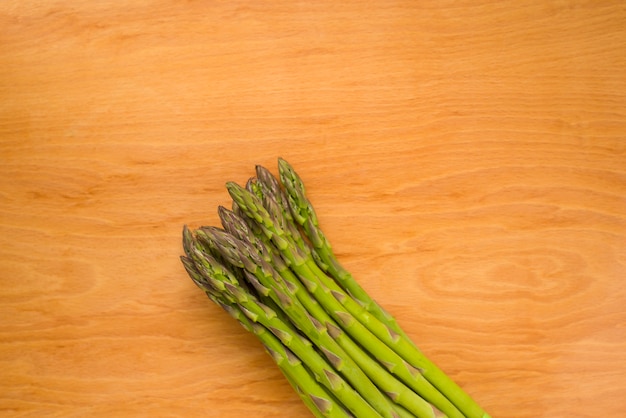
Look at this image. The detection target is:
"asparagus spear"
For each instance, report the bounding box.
[229,167,489,418]
[254,166,320,261]
[181,255,351,418]
[218,204,460,418]
[182,231,384,418]
[217,208,458,418]
[277,158,406,332]
[196,225,407,418]
[180,159,490,418]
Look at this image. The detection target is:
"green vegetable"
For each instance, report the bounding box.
[180,159,490,418]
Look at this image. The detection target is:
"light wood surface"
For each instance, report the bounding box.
[2,2,625,417]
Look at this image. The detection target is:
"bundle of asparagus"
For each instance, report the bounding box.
[180,158,490,418]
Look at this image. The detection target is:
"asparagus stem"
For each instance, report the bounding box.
[217,208,444,417]
[182,255,351,418]
[276,159,491,418]
[249,169,471,417]
[325,321,447,418]
[281,368,340,418]
[285,255,462,418]
[197,225,406,418]
[276,158,407,335]
[227,182,457,412]
[181,159,491,418]
[218,204,461,418]
[182,238,383,418]
[255,166,319,261]
[260,324,354,418]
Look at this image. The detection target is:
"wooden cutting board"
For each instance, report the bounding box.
[1,2,625,417]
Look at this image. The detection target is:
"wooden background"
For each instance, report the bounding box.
[1,1,625,417]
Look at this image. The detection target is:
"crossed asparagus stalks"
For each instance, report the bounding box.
[180,159,490,418]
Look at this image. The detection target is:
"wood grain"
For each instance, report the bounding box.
[1,1,625,417]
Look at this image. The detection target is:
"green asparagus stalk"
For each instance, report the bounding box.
[182,231,384,418]
[218,204,461,418]
[279,356,345,418]
[254,166,320,261]
[246,170,466,417]
[196,226,407,418]
[277,158,408,333]
[181,255,351,418]
[275,159,490,418]
[216,207,457,418]
[180,158,490,418]
[228,169,488,418]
